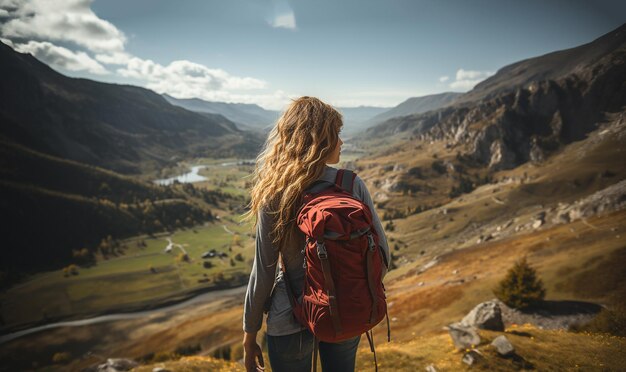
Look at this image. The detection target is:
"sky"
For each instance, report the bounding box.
[0,0,625,110]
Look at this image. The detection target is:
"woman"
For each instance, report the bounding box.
[242,96,390,372]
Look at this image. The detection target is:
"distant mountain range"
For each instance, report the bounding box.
[163,93,395,136]
[162,93,281,132]
[0,41,262,175]
[364,92,461,127]
[164,92,460,137]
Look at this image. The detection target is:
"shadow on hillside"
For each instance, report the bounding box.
[520,300,603,316]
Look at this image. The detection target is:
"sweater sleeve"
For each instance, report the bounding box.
[353,175,391,270]
[243,208,279,333]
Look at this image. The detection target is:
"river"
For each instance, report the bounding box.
[152,160,255,185]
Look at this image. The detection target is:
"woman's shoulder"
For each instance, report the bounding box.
[321,166,368,198]
[320,165,338,182]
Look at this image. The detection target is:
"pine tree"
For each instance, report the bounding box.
[493,256,546,310]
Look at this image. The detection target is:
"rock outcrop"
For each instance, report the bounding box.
[460,300,505,331]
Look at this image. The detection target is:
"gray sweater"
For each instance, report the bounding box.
[243,165,390,336]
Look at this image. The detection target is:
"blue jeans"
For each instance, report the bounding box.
[267,329,361,372]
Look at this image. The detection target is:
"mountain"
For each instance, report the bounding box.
[365,92,462,127]
[0,41,262,175]
[335,105,392,136]
[162,93,280,131]
[163,95,393,136]
[364,23,626,171]
[0,42,255,288]
[456,23,626,105]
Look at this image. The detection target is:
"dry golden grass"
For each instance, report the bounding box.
[132,355,244,372]
[354,323,626,371]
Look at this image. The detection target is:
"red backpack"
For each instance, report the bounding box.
[280,169,390,371]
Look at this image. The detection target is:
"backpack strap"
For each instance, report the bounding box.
[366,330,378,372]
[278,253,299,317]
[305,180,334,194]
[365,232,379,324]
[313,337,319,372]
[335,169,356,194]
[316,239,343,335]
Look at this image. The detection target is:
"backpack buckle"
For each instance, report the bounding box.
[316,240,328,259]
[367,233,376,252]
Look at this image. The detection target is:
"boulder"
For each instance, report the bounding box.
[446,322,481,350]
[491,335,515,356]
[462,350,482,366]
[95,358,139,372]
[393,164,406,172]
[460,300,505,331]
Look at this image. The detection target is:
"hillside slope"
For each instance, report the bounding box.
[458,23,626,105]
[0,138,240,286]
[0,42,262,174]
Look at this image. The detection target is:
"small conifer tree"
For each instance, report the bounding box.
[493,256,546,310]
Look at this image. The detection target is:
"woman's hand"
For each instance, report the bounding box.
[243,332,265,371]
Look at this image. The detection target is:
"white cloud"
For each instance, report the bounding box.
[0,8,9,16]
[270,12,296,30]
[14,40,108,74]
[0,0,294,109]
[439,75,449,83]
[116,57,294,109]
[268,0,296,30]
[95,51,132,65]
[118,58,267,91]
[0,37,14,47]
[449,68,493,90]
[0,0,20,10]
[0,0,126,53]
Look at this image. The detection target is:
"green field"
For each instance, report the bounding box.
[1,218,255,329]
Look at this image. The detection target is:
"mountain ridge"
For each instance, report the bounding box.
[363,23,626,172]
[365,91,462,127]
[0,41,262,175]
[162,93,280,131]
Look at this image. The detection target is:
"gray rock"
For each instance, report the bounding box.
[462,350,481,365]
[425,363,438,372]
[491,335,515,356]
[489,140,517,170]
[461,300,505,331]
[529,137,545,163]
[446,322,481,350]
[550,180,626,223]
[96,358,138,372]
[153,368,172,372]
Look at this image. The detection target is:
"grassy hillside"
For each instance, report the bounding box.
[0,139,249,291]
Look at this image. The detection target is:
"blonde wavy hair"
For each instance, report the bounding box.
[243,96,343,253]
